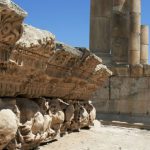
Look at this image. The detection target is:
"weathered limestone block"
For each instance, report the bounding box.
[0,109,18,150]
[110,77,123,99]
[90,64,112,85]
[93,80,109,100]
[93,100,109,113]
[136,78,150,89]
[111,13,130,38]
[0,0,112,149]
[91,0,112,17]
[11,24,55,70]
[94,53,112,65]
[117,100,147,115]
[0,0,27,61]
[90,0,112,54]
[143,65,150,77]
[108,100,119,114]
[95,75,150,116]
[130,64,143,77]
[73,53,102,80]
[118,89,150,115]
[110,65,130,76]
[132,100,148,115]
[110,88,120,100]
[89,0,150,125]
[111,37,129,64]
[111,0,130,64]
[104,91,150,115]
[117,100,133,114]
[90,17,111,53]
[0,23,111,100]
[110,76,149,100]
[1,28,111,100]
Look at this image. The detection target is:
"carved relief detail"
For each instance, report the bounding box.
[0,7,25,61]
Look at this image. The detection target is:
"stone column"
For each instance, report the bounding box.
[140,25,149,64]
[90,0,112,56]
[111,0,130,64]
[128,0,141,65]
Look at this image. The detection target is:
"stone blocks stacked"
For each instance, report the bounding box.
[90,0,150,121]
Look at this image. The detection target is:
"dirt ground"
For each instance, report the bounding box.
[39,121,150,150]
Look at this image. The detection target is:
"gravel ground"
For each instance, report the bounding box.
[39,121,150,150]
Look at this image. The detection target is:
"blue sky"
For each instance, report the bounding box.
[13,0,90,47]
[13,0,150,61]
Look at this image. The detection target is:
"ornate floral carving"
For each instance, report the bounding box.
[0,2,26,61]
[0,1,112,150]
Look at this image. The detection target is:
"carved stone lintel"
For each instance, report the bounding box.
[0,0,27,61]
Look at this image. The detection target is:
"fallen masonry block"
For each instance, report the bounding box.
[0,0,112,150]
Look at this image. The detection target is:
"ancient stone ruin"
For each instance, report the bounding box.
[0,0,150,149]
[90,0,150,123]
[0,0,111,149]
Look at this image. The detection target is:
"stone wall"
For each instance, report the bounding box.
[93,64,150,121]
[90,0,150,122]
